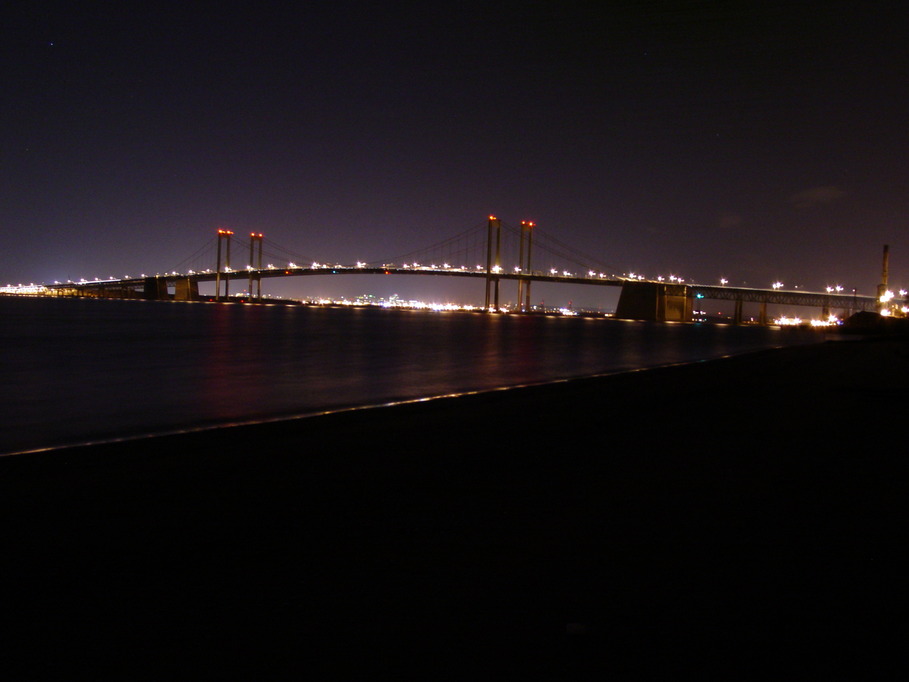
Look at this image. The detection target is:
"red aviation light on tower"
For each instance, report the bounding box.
[218,228,234,236]
[250,232,264,238]
[489,215,497,221]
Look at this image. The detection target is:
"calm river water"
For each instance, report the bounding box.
[0,296,821,454]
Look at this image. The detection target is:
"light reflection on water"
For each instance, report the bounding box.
[0,297,820,454]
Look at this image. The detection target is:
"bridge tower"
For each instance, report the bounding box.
[215,228,234,301]
[484,216,502,312]
[517,221,534,312]
[249,232,264,300]
[877,244,890,312]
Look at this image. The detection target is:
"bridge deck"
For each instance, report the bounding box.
[43,266,881,313]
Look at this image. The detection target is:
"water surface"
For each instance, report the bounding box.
[0,297,820,454]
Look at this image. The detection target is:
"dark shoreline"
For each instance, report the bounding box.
[2,336,905,676]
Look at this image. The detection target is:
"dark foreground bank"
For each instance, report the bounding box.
[2,336,905,678]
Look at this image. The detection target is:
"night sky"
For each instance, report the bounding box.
[3,2,908,307]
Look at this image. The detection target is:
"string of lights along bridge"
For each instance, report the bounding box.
[6,217,903,324]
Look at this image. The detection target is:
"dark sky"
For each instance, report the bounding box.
[3,1,907,306]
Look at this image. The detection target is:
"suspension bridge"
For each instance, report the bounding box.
[18,217,890,322]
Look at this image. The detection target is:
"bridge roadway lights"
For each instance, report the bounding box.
[615,281,693,322]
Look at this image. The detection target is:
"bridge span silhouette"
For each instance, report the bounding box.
[39,217,885,323]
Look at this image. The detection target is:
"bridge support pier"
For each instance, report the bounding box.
[615,282,692,322]
[143,277,169,300]
[175,278,199,301]
[733,299,743,324]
